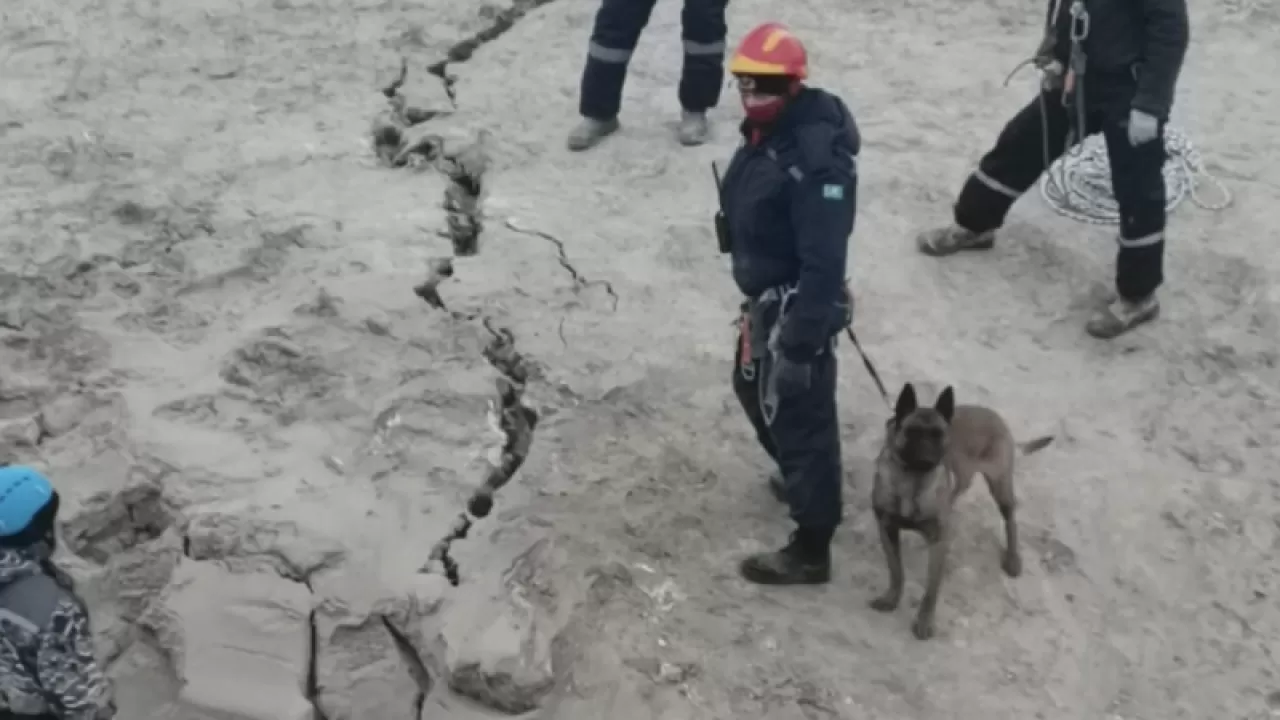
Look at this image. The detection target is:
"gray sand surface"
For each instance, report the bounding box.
[2,0,1277,717]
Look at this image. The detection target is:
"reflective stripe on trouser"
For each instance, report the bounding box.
[580,0,728,119]
[731,302,842,532]
[579,0,659,119]
[1101,117,1166,299]
[954,91,1071,234]
[953,90,1166,300]
[678,0,728,112]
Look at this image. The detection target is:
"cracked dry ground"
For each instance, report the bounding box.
[2,0,1279,718]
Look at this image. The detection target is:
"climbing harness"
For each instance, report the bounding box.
[735,282,891,409]
[1010,0,1232,225]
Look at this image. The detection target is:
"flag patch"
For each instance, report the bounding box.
[822,184,844,200]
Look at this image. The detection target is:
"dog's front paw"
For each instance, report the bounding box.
[911,613,936,640]
[1002,551,1022,577]
[869,592,900,612]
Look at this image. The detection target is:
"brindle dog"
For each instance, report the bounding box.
[869,382,1053,640]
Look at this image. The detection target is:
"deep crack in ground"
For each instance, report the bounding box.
[426,0,563,105]
[380,615,433,715]
[377,0,560,587]
[420,317,538,585]
[377,0,564,255]
[306,606,329,720]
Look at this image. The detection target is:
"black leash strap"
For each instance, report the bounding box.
[843,326,890,407]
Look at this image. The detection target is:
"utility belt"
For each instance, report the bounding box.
[737,283,853,379]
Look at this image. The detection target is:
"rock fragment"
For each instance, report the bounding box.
[311,572,448,719]
[442,592,557,713]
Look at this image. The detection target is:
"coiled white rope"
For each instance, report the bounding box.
[1039,127,1233,225]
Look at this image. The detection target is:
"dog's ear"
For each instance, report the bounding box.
[894,383,918,421]
[934,386,955,423]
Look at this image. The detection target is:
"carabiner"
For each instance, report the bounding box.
[1068,0,1090,41]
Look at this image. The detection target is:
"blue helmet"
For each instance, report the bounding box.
[0,466,55,537]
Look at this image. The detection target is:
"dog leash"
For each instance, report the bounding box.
[844,325,891,408]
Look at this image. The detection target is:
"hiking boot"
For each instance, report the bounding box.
[1085,294,1160,339]
[676,110,709,146]
[739,530,832,585]
[567,116,620,152]
[915,224,996,257]
[767,472,787,503]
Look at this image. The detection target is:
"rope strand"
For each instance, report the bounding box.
[1039,127,1233,224]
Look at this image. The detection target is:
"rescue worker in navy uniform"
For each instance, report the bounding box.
[568,0,729,151]
[719,23,859,585]
[915,0,1189,339]
[0,466,115,720]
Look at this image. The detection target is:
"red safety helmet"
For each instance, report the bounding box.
[728,22,808,80]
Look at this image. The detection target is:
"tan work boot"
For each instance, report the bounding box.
[567,116,620,152]
[915,224,996,257]
[676,110,709,146]
[1085,294,1160,339]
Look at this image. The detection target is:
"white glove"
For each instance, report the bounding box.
[1127,109,1159,146]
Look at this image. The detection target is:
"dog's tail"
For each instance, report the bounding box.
[1018,435,1054,455]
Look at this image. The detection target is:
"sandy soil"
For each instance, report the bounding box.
[2,0,1278,717]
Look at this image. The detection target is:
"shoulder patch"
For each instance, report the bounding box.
[822,183,844,200]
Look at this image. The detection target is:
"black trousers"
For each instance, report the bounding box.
[731,328,843,533]
[578,0,728,120]
[953,89,1167,301]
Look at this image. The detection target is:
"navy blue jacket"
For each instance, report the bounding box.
[721,87,860,360]
[1046,0,1189,120]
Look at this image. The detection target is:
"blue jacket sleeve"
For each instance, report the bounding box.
[777,130,857,359]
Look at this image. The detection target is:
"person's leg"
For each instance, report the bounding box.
[1086,113,1165,337]
[918,91,1071,256]
[571,0,660,151]
[739,347,842,585]
[731,325,788,501]
[675,0,729,146]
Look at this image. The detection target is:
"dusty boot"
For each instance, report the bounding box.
[767,472,786,503]
[739,529,832,585]
[567,116,620,152]
[676,110,709,146]
[915,224,996,257]
[1085,294,1160,339]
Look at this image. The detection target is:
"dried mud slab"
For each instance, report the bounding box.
[139,560,314,720]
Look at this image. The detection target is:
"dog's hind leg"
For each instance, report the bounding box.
[983,472,1022,577]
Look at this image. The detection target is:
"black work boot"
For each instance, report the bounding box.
[739,528,832,585]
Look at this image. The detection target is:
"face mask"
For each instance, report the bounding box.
[736,74,795,124]
[740,91,787,123]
